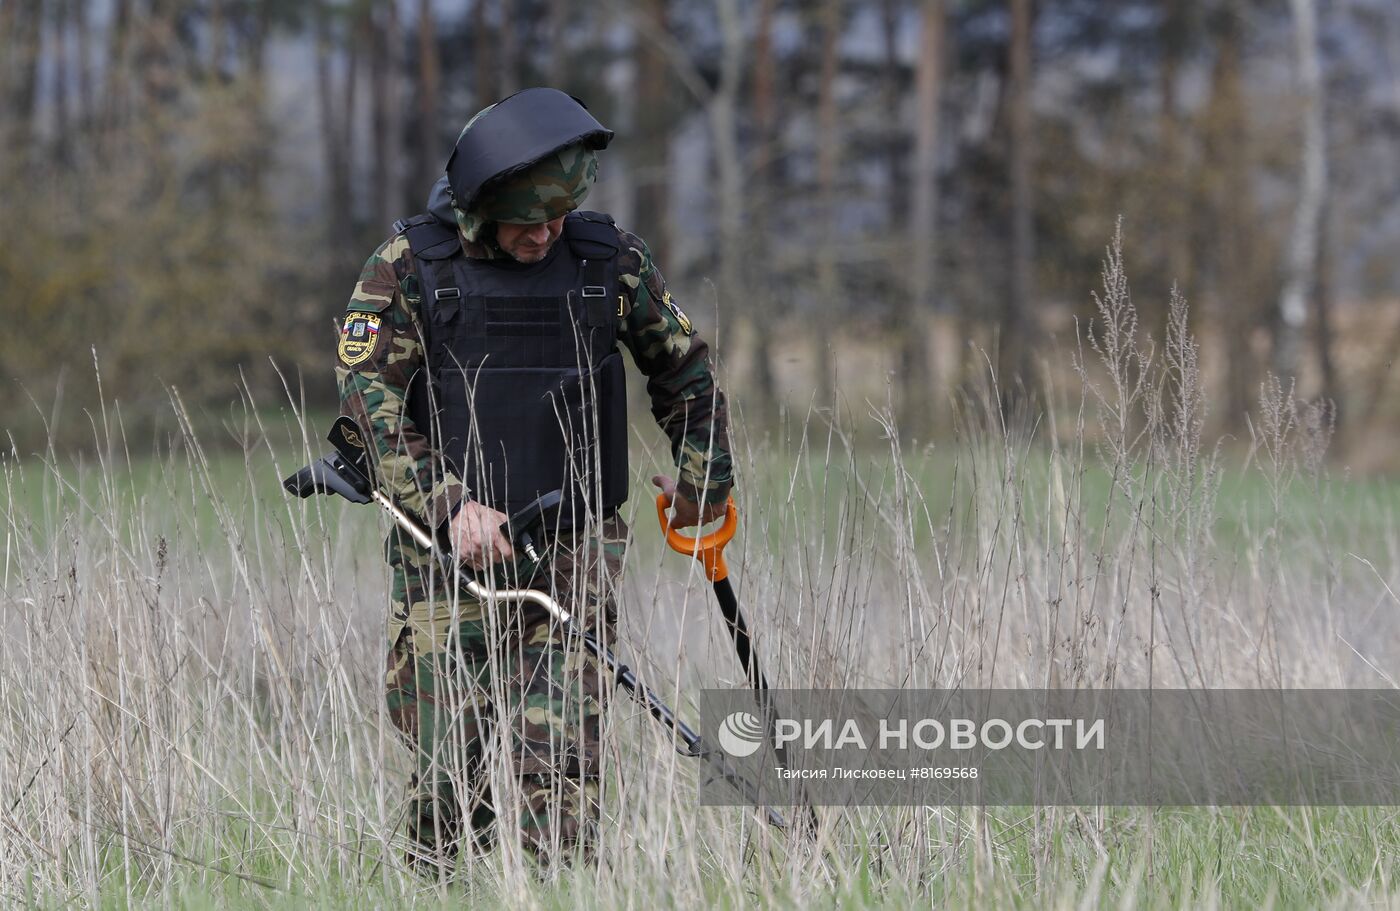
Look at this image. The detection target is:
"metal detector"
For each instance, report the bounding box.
[283,416,786,828]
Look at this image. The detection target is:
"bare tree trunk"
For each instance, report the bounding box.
[316,4,341,213]
[343,13,362,219]
[0,2,15,124]
[814,0,841,408]
[633,0,671,257]
[102,0,130,135]
[74,0,93,132]
[244,0,271,197]
[416,0,443,194]
[747,0,779,418]
[498,0,517,97]
[52,0,72,162]
[1160,0,1192,318]
[1204,0,1256,426]
[204,0,228,209]
[751,0,776,210]
[7,0,43,156]
[902,0,946,439]
[1274,0,1326,383]
[880,0,908,229]
[547,0,569,85]
[1004,0,1035,401]
[316,1,355,250]
[473,0,497,107]
[710,0,744,344]
[371,6,386,213]
[1314,199,1340,423]
[371,0,404,228]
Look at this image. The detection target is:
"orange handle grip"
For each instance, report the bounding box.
[655,493,738,582]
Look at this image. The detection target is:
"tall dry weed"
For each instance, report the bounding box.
[0,230,1395,905]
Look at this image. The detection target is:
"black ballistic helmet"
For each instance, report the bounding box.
[445,88,614,214]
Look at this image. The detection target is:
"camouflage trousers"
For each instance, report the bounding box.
[384,515,627,866]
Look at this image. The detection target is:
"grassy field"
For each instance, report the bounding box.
[4,254,1400,908]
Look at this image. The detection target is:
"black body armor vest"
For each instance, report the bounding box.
[398,210,629,524]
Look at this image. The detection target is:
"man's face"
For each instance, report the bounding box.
[496,217,565,263]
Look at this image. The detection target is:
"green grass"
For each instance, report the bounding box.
[45,805,1399,908]
[5,294,1400,909]
[4,414,1398,906]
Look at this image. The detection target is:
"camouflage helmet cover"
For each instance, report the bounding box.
[446,87,613,218]
[473,143,600,224]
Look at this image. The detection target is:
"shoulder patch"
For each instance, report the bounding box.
[338,312,383,367]
[663,290,693,335]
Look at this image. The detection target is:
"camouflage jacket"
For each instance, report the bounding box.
[335,223,733,531]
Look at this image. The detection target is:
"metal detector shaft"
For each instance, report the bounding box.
[712,576,771,692]
[656,494,820,835]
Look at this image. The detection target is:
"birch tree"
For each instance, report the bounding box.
[1274,0,1327,384]
[814,0,842,407]
[902,0,946,436]
[747,0,779,415]
[1005,0,1035,399]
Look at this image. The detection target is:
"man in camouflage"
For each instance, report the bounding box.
[335,89,732,868]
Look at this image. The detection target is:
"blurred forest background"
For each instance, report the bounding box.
[2,0,1399,466]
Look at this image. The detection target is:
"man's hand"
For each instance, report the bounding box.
[448,500,515,570]
[651,474,726,529]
